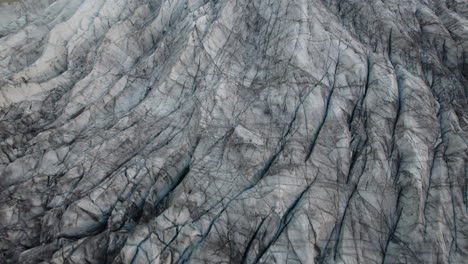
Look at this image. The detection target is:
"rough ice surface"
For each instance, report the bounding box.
[0,0,467,263]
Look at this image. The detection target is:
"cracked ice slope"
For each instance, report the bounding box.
[0,0,467,263]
